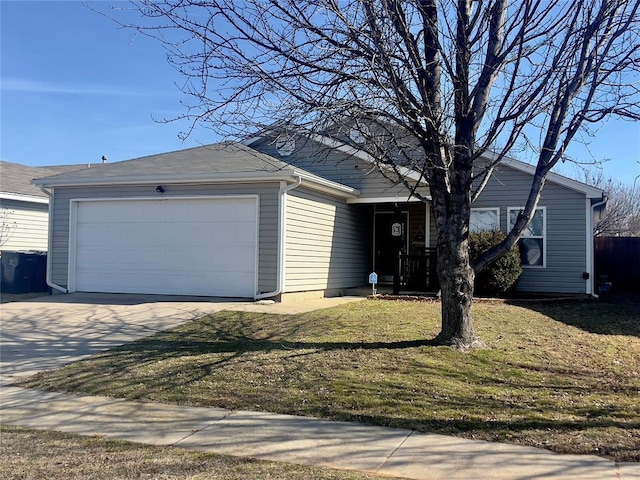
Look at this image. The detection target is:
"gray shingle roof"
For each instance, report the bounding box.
[34,142,295,184]
[1,161,88,198]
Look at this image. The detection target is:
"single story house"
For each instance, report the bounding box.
[32,135,605,300]
[0,161,85,252]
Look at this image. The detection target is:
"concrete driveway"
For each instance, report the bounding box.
[0,292,250,384]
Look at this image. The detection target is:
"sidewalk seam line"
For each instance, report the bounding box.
[375,430,414,473]
[170,409,236,447]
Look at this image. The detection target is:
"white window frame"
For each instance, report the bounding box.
[508,206,547,268]
[470,208,500,233]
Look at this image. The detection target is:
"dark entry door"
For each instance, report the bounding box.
[374,212,408,282]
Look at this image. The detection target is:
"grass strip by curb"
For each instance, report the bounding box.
[0,425,385,480]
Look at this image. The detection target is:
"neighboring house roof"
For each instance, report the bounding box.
[32,142,360,199]
[0,161,87,203]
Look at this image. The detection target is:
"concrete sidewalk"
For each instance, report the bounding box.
[1,386,637,480]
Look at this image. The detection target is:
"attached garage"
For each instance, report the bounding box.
[32,142,362,300]
[68,196,258,297]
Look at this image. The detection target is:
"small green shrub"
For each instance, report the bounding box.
[470,230,522,296]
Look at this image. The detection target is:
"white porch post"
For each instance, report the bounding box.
[425,202,431,250]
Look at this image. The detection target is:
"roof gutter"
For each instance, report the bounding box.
[37,185,68,294]
[32,169,359,200]
[0,192,49,204]
[31,171,299,188]
[254,176,302,300]
[295,169,360,198]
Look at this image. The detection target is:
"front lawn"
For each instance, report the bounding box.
[16,299,640,461]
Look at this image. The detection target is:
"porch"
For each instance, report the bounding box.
[370,202,440,294]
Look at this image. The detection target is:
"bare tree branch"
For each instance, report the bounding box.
[585,169,640,237]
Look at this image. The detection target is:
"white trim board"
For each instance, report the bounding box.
[0,192,49,204]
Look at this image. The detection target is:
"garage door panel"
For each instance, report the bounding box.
[207,226,238,245]
[206,248,242,270]
[78,224,189,246]
[73,198,257,297]
[76,247,148,266]
[233,222,258,244]
[163,225,214,245]
[77,272,233,296]
[231,250,258,272]
[76,224,132,244]
[185,200,234,221]
[234,200,259,219]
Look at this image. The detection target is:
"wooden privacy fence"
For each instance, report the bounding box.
[594,237,640,293]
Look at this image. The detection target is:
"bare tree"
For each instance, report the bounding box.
[108,0,640,348]
[0,208,17,248]
[585,171,640,237]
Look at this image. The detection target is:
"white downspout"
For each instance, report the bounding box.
[254,176,302,300]
[38,185,68,293]
[588,194,608,298]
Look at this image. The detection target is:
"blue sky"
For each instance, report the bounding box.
[1,1,215,168]
[1,1,639,184]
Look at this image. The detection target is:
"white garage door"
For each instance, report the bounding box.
[71,197,257,297]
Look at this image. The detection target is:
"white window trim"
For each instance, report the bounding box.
[470,207,500,233]
[508,206,547,268]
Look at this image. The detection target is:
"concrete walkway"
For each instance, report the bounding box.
[1,293,639,479]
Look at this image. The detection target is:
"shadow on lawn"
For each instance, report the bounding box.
[98,337,437,373]
[123,311,442,361]
[14,317,438,391]
[506,296,640,337]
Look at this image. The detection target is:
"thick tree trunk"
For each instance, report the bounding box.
[433,226,485,350]
[429,153,485,350]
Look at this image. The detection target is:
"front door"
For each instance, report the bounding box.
[374,211,408,283]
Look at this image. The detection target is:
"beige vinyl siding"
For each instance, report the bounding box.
[285,188,369,292]
[473,163,588,293]
[49,183,280,292]
[0,200,49,252]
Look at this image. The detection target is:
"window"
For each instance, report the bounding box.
[470,208,500,233]
[508,207,546,267]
